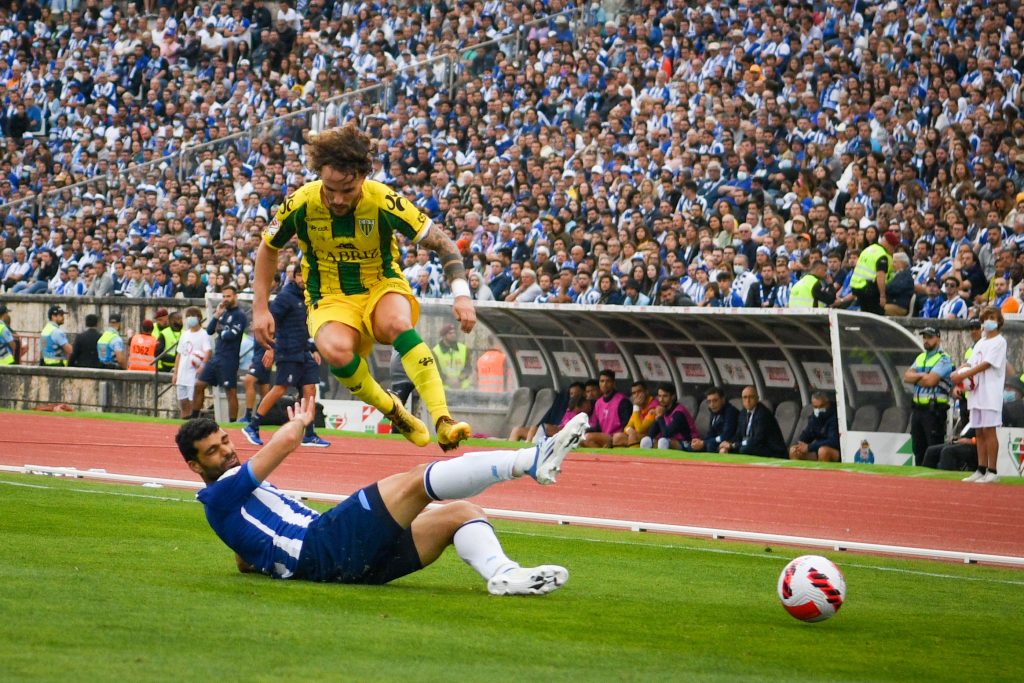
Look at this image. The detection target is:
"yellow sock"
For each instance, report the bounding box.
[395,329,449,425]
[330,356,394,414]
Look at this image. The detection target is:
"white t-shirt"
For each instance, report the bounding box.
[967,334,1007,412]
[176,328,212,387]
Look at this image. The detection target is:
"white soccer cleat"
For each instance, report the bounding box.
[528,412,589,485]
[487,564,569,596]
[977,472,1000,483]
[962,470,985,482]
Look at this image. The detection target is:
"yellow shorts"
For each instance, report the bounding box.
[307,278,420,359]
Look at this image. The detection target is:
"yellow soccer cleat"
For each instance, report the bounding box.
[435,416,472,452]
[385,392,430,447]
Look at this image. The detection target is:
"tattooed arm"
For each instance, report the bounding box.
[418,223,477,333]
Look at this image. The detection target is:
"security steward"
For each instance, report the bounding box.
[0,303,19,365]
[97,313,127,369]
[902,326,953,466]
[850,230,899,315]
[432,322,472,389]
[156,310,182,372]
[128,320,158,373]
[41,304,72,366]
[787,259,836,308]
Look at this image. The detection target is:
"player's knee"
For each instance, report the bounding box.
[318,343,354,368]
[447,499,486,524]
[375,319,413,345]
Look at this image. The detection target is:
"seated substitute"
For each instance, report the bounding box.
[788,391,841,462]
[581,370,632,449]
[177,397,590,595]
[614,381,659,447]
[720,386,788,458]
[639,383,696,450]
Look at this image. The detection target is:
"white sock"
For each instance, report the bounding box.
[423,448,534,500]
[640,436,653,448]
[453,518,518,580]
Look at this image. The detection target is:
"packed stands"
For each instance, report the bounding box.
[1,1,1023,320]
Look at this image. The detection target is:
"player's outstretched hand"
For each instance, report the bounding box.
[453,296,477,333]
[287,395,316,427]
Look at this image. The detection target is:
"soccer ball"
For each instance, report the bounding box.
[777,555,846,622]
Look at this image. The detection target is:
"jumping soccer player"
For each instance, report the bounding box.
[177,397,589,594]
[252,124,474,451]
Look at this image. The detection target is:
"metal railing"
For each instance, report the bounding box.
[0,7,587,225]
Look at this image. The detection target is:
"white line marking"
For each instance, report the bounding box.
[501,531,1024,586]
[0,479,52,490]
[0,478,197,502]
[2,465,1022,568]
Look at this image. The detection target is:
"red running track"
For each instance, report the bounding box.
[2,414,1023,558]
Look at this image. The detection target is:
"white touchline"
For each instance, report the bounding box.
[2,465,1023,568]
[500,531,1024,587]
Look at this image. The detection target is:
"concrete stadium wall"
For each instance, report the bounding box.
[0,295,202,363]
[0,294,1002,430]
[0,365,179,417]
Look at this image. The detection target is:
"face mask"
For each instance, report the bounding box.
[734,265,745,275]
[982,320,999,332]
[1004,391,1017,404]
[780,159,793,170]
[219,265,230,275]
[737,171,748,181]
[205,264,216,273]
[813,408,824,417]
[185,316,199,328]
[172,249,181,258]
[195,212,205,220]
[243,264,253,274]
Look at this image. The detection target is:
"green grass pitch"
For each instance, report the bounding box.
[0,472,1021,682]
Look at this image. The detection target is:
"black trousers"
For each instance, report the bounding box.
[911,405,948,466]
[922,442,978,471]
[854,283,883,315]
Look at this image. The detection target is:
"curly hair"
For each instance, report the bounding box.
[305,123,373,177]
[176,417,220,463]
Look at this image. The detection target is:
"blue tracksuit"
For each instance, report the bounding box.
[270,281,313,363]
[207,306,247,361]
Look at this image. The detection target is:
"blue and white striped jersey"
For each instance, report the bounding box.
[197,462,318,579]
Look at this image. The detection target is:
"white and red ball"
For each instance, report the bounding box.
[777,555,847,622]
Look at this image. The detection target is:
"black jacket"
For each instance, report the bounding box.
[68,328,102,369]
[730,403,788,458]
[704,402,739,451]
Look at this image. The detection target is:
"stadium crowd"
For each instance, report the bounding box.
[1,0,1024,321]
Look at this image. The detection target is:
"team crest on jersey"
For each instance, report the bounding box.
[265,215,280,238]
[358,219,375,237]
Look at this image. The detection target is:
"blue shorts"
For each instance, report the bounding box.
[198,355,240,389]
[808,438,840,452]
[275,358,320,388]
[294,483,421,584]
[248,356,271,385]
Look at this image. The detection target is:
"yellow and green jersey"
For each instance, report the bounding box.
[263,179,431,303]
